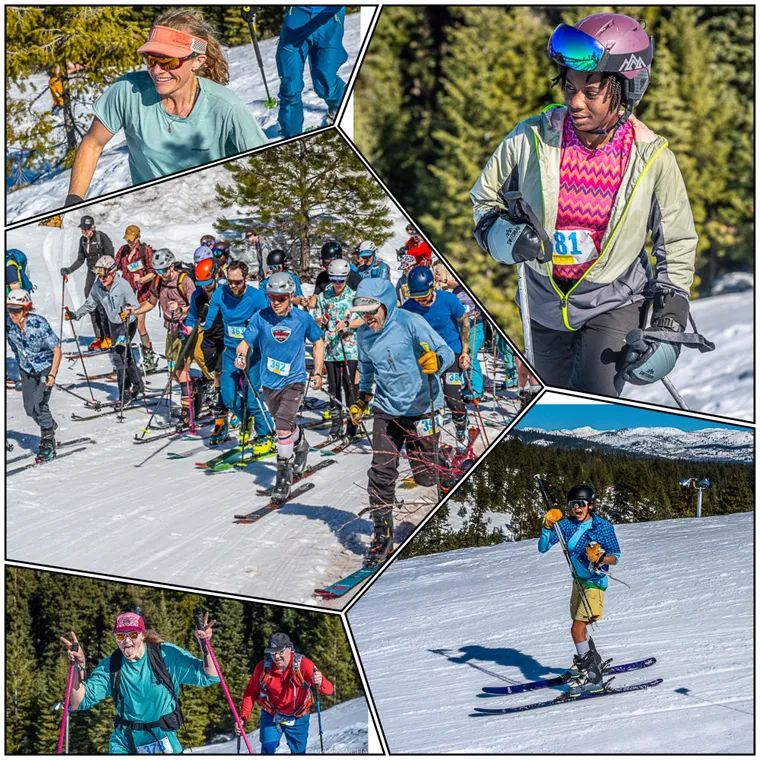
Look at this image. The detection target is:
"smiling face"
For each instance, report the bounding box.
[563,69,620,133]
[146,52,205,98]
[569,500,592,522]
[271,648,292,670]
[361,304,387,332]
[114,630,146,662]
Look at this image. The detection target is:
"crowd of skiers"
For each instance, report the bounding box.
[6,220,517,568]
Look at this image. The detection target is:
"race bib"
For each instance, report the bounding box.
[274,713,296,727]
[416,414,444,437]
[127,260,144,273]
[136,737,173,754]
[445,371,463,386]
[227,324,245,339]
[267,357,291,377]
[114,334,126,347]
[552,230,598,266]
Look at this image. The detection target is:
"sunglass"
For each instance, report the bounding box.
[96,270,115,280]
[7,306,25,313]
[268,294,289,303]
[227,278,245,287]
[329,276,347,283]
[142,52,198,71]
[568,500,591,509]
[268,265,284,272]
[411,290,434,301]
[114,631,140,642]
[197,278,215,287]
[212,247,227,256]
[154,268,168,276]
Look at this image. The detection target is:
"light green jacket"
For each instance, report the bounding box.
[471,107,696,331]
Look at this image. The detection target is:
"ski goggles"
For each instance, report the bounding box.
[114,631,141,642]
[358,250,375,259]
[153,267,169,276]
[211,246,227,258]
[410,287,434,301]
[6,305,25,313]
[352,296,382,314]
[568,499,592,509]
[142,52,199,72]
[197,276,215,287]
[267,293,290,303]
[329,275,348,283]
[548,24,609,72]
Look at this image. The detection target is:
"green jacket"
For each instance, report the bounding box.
[471,107,697,331]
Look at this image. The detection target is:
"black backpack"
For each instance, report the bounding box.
[109,642,183,753]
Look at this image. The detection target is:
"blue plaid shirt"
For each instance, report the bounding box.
[6,313,59,374]
[538,512,621,590]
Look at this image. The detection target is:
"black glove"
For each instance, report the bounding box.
[64,194,84,207]
[60,267,71,277]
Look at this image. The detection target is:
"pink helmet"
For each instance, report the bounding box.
[548,13,654,107]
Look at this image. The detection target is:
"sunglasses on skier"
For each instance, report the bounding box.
[568,499,591,510]
[142,52,199,72]
[329,275,348,283]
[267,294,289,303]
[114,631,141,642]
[227,277,246,287]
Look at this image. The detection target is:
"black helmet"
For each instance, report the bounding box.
[266,249,287,268]
[566,484,595,504]
[320,240,342,262]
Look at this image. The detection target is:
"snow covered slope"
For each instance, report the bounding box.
[193,697,370,754]
[348,513,754,753]
[517,425,753,462]
[7,12,363,223]
[624,290,753,422]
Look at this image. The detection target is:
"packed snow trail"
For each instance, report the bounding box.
[348,513,754,753]
[6,12,363,223]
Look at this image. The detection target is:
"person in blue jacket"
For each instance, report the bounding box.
[201,259,275,454]
[539,483,621,698]
[277,6,348,137]
[235,272,325,504]
[402,266,471,446]
[62,611,219,754]
[355,240,390,280]
[348,278,454,567]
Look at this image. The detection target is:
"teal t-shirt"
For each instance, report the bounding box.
[78,642,219,754]
[93,71,267,184]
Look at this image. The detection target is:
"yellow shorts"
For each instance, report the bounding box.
[570,585,605,622]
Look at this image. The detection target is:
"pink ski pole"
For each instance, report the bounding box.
[195,615,253,754]
[57,642,78,754]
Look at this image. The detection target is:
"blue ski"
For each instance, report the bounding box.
[480,657,657,696]
[473,678,663,715]
[314,552,393,599]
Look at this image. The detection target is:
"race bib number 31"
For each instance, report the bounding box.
[552,230,598,266]
[416,414,444,437]
[267,357,291,377]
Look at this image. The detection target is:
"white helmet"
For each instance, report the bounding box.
[152,248,176,269]
[6,289,32,308]
[94,255,117,274]
[266,271,296,296]
[358,240,376,257]
[328,258,351,279]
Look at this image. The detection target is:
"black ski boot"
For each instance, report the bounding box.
[141,343,158,373]
[562,637,601,681]
[293,429,309,477]
[271,456,295,504]
[365,513,394,569]
[564,639,604,697]
[36,428,56,463]
[328,411,344,441]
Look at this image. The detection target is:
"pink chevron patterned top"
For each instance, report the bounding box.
[554,117,634,280]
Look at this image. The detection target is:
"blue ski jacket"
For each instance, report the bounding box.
[538,512,621,590]
[356,278,454,417]
[357,258,391,280]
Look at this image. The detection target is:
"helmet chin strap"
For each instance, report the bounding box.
[584,103,634,137]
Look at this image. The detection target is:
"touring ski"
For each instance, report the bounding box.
[314,553,393,599]
[7,447,90,477]
[77,366,167,382]
[71,398,162,421]
[233,481,317,523]
[85,390,164,409]
[480,658,657,696]
[255,459,335,497]
[473,678,663,715]
[6,437,95,465]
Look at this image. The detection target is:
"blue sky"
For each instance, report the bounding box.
[516,403,750,433]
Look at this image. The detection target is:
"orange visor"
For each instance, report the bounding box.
[137,25,208,58]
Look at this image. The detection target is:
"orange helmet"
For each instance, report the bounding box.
[195,257,218,286]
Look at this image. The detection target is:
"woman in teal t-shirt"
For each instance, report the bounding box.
[61,611,220,754]
[65,10,266,206]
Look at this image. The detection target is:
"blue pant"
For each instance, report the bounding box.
[260,711,310,754]
[276,6,348,137]
[465,319,485,399]
[221,347,272,436]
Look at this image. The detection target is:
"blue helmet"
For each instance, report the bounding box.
[407,265,434,298]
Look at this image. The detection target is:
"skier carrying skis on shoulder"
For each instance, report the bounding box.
[60,611,219,754]
[349,278,454,567]
[236,632,334,754]
[235,272,325,503]
[6,289,62,462]
[538,483,620,697]
[472,14,698,399]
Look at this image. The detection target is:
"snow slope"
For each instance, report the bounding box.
[348,513,754,753]
[192,697,370,754]
[6,209,512,609]
[623,290,754,422]
[6,12,363,223]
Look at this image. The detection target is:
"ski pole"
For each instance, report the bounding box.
[184,358,196,434]
[338,331,371,442]
[237,736,241,755]
[316,694,325,753]
[516,263,534,366]
[57,642,78,754]
[116,328,130,423]
[134,374,175,440]
[194,614,253,754]
[58,275,67,344]
[241,7,277,108]
[240,361,275,436]
[64,307,97,403]
[55,383,102,406]
[420,343,442,494]
[661,376,689,410]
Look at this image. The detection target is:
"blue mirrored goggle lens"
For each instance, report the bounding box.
[548,24,605,72]
[329,276,347,283]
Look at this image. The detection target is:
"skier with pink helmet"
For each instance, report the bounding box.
[472,14,703,401]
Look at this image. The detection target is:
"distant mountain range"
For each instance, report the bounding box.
[516,425,753,463]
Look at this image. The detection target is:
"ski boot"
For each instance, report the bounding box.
[209,415,229,447]
[141,343,158,373]
[293,429,310,477]
[564,640,605,698]
[88,337,103,352]
[119,388,134,409]
[100,337,113,350]
[321,408,332,422]
[328,412,344,441]
[322,109,338,127]
[364,514,394,569]
[271,456,295,504]
[239,417,254,445]
[35,428,57,463]
[252,435,276,457]
[455,422,469,452]
[229,413,241,431]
